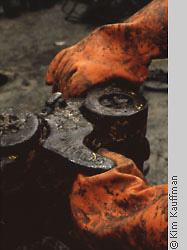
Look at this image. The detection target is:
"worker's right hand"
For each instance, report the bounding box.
[46,23,150,98]
[46,0,167,99]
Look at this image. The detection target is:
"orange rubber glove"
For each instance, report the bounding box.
[46,0,168,98]
[70,148,168,250]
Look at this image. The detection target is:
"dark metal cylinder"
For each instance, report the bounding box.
[81,86,150,171]
[0,108,40,193]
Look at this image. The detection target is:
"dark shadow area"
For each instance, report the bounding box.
[0,73,9,87]
[61,0,152,25]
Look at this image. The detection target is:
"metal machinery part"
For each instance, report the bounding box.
[0,84,150,250]
[82,86,150,171]
[0,108,40,194]
[37,84,149,179]
[41,93,116,174]
[0,108,42,250]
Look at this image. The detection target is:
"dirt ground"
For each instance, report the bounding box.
[0,3,168,185]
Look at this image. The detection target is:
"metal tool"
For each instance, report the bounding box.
[1,84,150,192]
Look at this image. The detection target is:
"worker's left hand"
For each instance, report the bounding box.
[70,148,168,250]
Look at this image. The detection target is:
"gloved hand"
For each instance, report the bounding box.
[70,148,168,250]
[46,0,168,98]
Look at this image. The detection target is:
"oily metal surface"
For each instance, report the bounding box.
[42,95,116,172]
[84,85,147,117]
[41,84,149,173]
[0,108,39,152]
[81,85,150,172]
